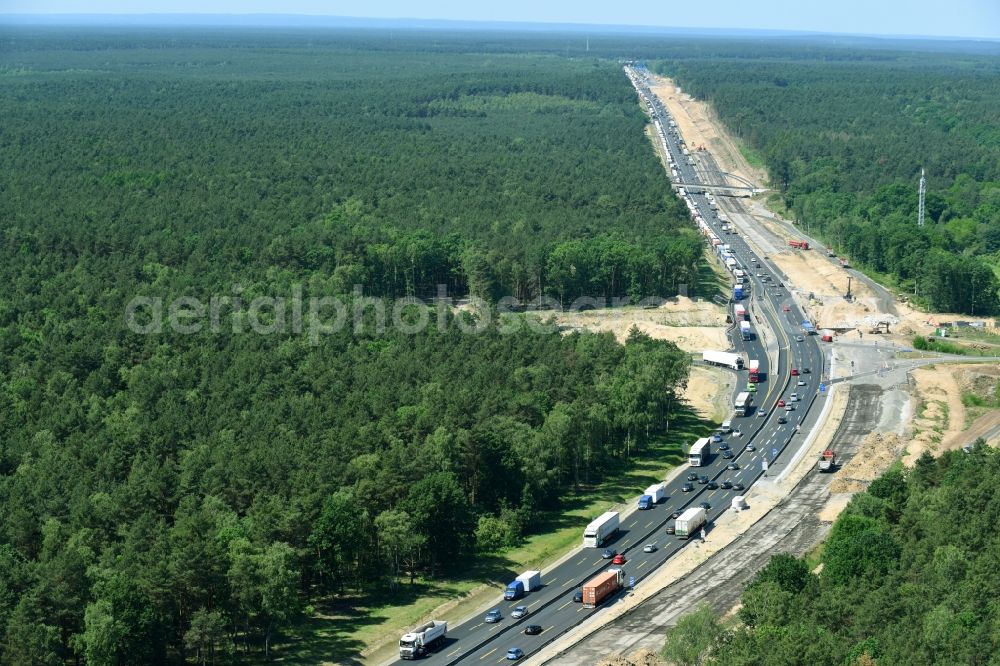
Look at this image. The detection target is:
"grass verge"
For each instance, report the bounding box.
[257,409,712,665]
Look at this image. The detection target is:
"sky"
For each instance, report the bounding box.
[3,0,1000,40]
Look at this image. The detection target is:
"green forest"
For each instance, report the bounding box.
[0,29,699,662]
[653,45,1000,315]
[664,441,1000,665]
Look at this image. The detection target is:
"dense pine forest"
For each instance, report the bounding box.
[653,44,1000,315]
[0,29,699,662]
[664,442,1000,665]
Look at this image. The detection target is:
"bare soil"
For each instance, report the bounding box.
[684,365,734,423]
[549,297,728,352]
[829,432,906,493]
[597,649,668,666]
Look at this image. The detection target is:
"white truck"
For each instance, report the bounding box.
[517,570,542,592]
[638,483,667,509]
[675,507,707,539]
[740,320,752,340]
[583,511,620,548]
[702,350,744,371]
[399,620,447,659]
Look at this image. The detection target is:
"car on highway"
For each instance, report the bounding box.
[791,368,799,376]
[601,548,616,559]
[778,399,786,407]
[700,502,711,510]
[734,428,742,436]
[682,482,694,492]
[785,404,794,411]
[718,443,730,451]
[795,335,803,342]
[612,554,627,565]
[643,543,657,553]
[665,524,676,535]
[722,450,734,459]
[790,393,799,402]
[802,367,811,374]
[687,472,699,481]
[782,304,790,312]
[720,480,733,490]
[727,462,740,470]
[732,482,745,491]
[573,590,583,603]
[798,380,807,386]
[511,606,528,619]
[485,609,503,623]
[707,481,718,490]
[711,434,723,443]
[746,443,756,451]
[778,415,787,424]
[698,475,709,485]
[524,625,543,635]
[506,648,524,660]
[670,510,682,519]
[757,410,767,418]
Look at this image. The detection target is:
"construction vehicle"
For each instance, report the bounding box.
[844,277,853,303]
[839,257,850,268]
[788,240,809,250]
[818,450,836,472]
[869,321,891,335]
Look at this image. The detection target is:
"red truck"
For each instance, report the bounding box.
[582,568,625,608]
[788,240,809,250]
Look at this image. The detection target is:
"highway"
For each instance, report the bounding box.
[389,65,825,666]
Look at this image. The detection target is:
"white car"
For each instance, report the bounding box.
[643,543,657,553]
[798,380,806,386]
[746,444,756,452]
[511,606,528,619]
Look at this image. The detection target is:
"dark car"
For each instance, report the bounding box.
[682,482,694,492]
[720,480,733,490]
[718,443,731,451]
[698,475,709,485]
[687,472,699,481]
[802,367,811,374]
[665,524,676,535]
[727,462,740,470]
[700,502,711,510]
[601,548,616,559]
[524,625,543,635]
[732,483,745,491]
[572,590,583,603]
[707,481,718,490]
[722,450,735,459]
[670,510,681,519]
[778,415,787,424]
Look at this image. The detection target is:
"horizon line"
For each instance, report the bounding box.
[1,13,998,43]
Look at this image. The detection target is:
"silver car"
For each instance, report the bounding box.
[511,606,528,619]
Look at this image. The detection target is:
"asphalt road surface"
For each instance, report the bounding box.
[389,65,825,666]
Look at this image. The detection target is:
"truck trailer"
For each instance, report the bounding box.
[748,359,760,383]
[505,570,542,599]
[582,568,625,608]
[675,507,707,539]
[702,350,744,370]
[733,284,743,300]
[734,304,748,321]
[740,321,752,341]
[583,511,620,548]
[638,483,667,509]
[399,620,447,659]
[788,240,809,250]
